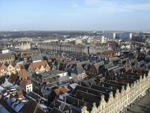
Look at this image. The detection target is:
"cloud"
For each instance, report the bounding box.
[125,2,150,11]
[84,0,150,13]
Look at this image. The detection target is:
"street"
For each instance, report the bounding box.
[126,90,150,113]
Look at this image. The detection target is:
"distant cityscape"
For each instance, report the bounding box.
[0,31,149,113]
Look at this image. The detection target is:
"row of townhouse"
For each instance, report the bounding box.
[81,71,150,113]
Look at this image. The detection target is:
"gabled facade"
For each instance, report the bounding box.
[7,64,16,75]
[81,71,150,113]
[0,53,15,64]
[28,60,50,74]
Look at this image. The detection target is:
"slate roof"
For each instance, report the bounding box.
[20,99,37,113]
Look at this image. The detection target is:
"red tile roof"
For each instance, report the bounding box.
[54,87,67,95]
[0,64,7,70]
[18,69,29,79]
[30,60,49,70]
[101,50,117,57]
[16,90,24,98]
[8,74,18,83]
[20,80,32,88]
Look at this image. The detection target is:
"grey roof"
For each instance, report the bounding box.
[76,61,90,67]
[94,61,104,71]
[76,66,84,74]
[40,70,66,78]
[0,104,10,113]
[109,57,120,61]
[32,55,43,61]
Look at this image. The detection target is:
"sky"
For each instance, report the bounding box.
[0,0,150,31]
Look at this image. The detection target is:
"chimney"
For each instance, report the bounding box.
[87,46,90,55]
